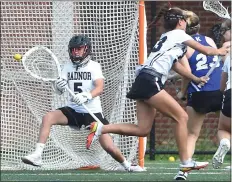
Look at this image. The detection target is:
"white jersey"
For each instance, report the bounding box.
[222,55,231,91]
[60,60,104,113]
[143,29,193,83]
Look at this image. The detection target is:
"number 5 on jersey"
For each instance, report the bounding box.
[74,82,83,93]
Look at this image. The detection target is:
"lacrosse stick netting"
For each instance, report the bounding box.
[203,1,231,19]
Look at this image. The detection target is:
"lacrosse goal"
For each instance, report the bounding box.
[1,1,146,170]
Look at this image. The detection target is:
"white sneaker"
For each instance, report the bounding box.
[179,161,208,172]
[174,170,188,180]
[212,139,230,169]
[126,165,146,172]
[21,152,42,166]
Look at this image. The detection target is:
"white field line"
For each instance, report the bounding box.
[1,171,229,176]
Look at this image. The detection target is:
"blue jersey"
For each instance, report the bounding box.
[187,34,222,93]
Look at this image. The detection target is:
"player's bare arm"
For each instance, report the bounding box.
[220,72,228,92]
[184,39,228,56]
[91,78,104,98]
[172,61,207,84]
[178,55,191,98]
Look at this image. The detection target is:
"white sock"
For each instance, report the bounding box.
[220,138,230,148]
[182,158,192,165]
[120,159,130,169]
[34,143,45,155]
[96,122,103,136]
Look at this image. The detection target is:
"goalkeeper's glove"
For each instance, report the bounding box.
[72,92,92,105]
[52,78,67,95]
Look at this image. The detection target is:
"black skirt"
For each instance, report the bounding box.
[126,69,164,100]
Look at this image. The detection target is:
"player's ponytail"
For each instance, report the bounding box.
[185,11,200,35]
[152,3,170,25]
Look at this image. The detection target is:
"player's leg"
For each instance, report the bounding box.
[38,110,69,143]
[174,91,222,180]
[173,106,205,180]
[99,134,143,171]
[146,90,189,162]
[102,101,155,137]
[85,113,144,171]
[213,112,231,169]
[213,89,231,169]
[99,134,128,164]
[186,106,205,157]
[86,100,155,150]
[145,90,208,171]
[22,107,70,166]
[187,90,223,157]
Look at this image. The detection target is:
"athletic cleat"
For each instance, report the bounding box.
[212,139,230,169]
[179,161,208,172]
[174,170,188,180]
[21,152,42,166]
[86,121,103,150]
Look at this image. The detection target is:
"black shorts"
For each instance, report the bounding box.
[58,107,109,128]
[126,69,164,100]
[222,89,231,117]
[187,90,223,114]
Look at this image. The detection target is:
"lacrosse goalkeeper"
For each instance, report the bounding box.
[22,35,141,172]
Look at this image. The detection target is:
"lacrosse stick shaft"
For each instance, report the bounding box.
[197,56,221,87]
[65,86,102,123]
[205,56,221,77]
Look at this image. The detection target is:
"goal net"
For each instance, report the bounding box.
[1,1,141,170]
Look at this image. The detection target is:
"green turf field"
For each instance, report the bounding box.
[1,161,231,181]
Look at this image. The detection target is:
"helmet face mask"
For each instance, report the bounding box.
[70,46,87,61]
[68,35,91,66]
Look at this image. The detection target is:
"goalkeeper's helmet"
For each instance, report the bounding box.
[68,35,91,67]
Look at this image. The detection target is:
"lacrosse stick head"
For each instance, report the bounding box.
[203,1,231,19]
[22,46,61,81]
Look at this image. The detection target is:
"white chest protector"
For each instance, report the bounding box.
[61,60,104,113]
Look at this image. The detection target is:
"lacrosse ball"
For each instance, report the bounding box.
[13,54,22,61]
[169,156,175,162]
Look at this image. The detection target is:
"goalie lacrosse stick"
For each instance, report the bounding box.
[22,46,102,123]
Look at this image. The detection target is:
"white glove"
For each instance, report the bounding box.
[73,92,92,105]
[55,78,67,91]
